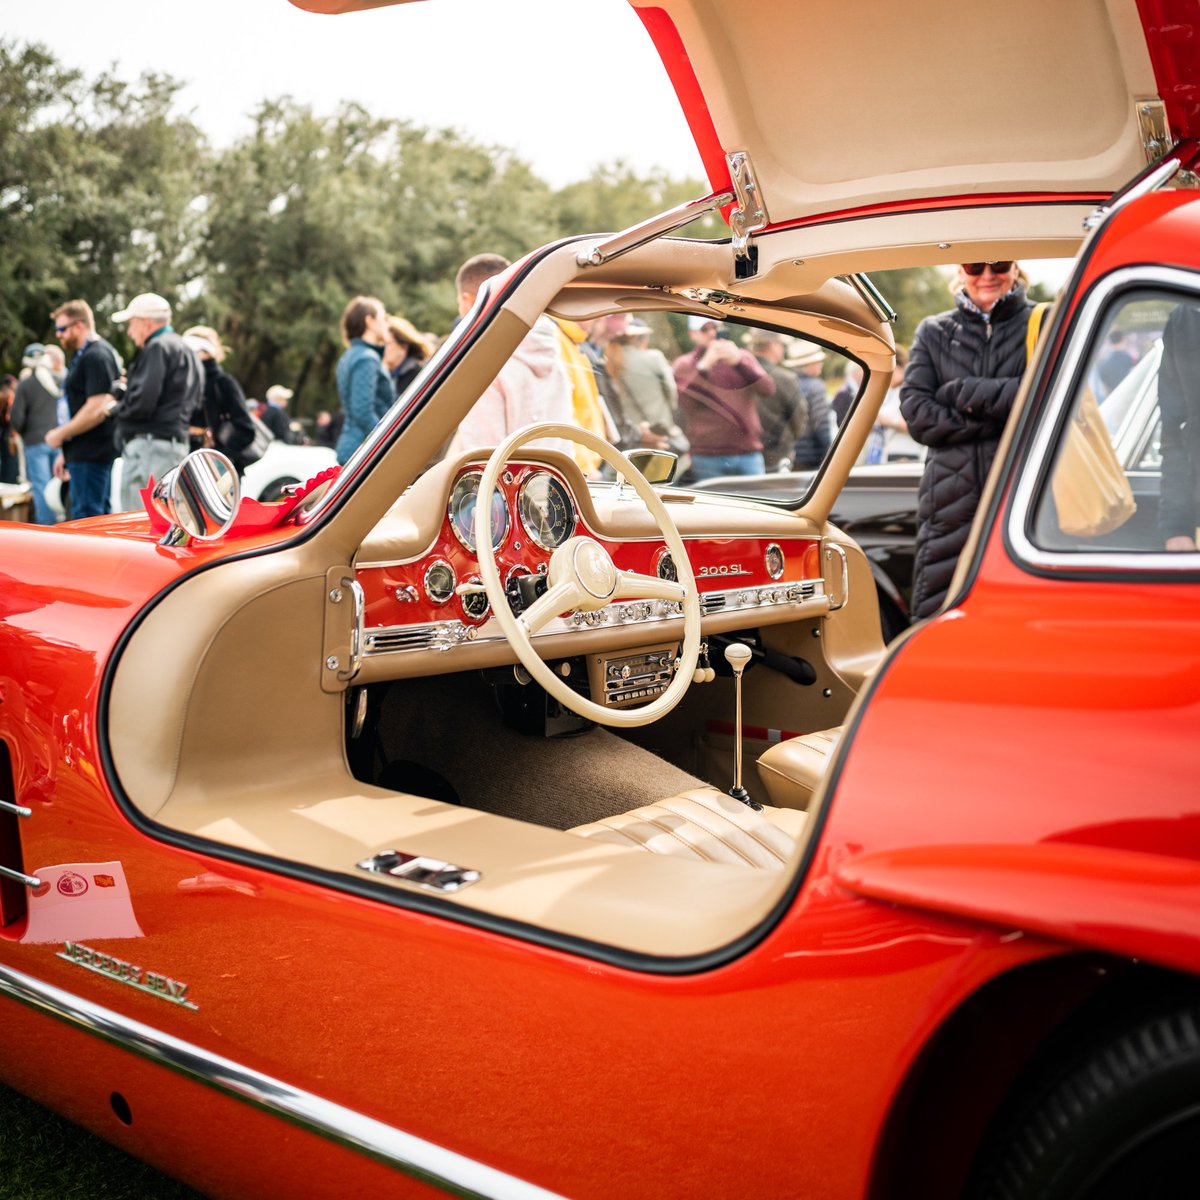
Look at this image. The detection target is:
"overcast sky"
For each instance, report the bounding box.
[7,0,705,188]
[7,0,1072,288]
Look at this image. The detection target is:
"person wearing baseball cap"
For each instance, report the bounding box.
[260,384,299,443]
[109,292,199,510]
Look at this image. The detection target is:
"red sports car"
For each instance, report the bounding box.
[2,2,1199,1197]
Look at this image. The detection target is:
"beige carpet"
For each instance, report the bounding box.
[376,673,708,829]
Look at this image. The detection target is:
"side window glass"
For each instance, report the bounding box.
[1031,291,1195,553]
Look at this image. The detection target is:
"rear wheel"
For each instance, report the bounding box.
[974,1002,1200,1199]
[255,476,300,503]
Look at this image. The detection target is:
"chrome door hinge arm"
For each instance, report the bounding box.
[1083,144,1185,232]
[575,190,734,268]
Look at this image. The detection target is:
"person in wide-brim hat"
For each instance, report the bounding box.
[783,341,827,369]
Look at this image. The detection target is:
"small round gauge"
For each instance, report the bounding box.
[518,472,576,551]
[448,471,509,553]
[655,548,678,582]
[424,559,456,604]
[461,575,490,621]
[765,543,785,580]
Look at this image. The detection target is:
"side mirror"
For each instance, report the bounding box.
[626,449,678,485]
[149,449,241,543]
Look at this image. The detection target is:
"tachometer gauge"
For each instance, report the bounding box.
[448,471,509,553]
[517,471,576,551]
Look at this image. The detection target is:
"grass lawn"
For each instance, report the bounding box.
[0,1083,204,1199]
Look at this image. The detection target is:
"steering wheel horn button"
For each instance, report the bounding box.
[551,536,619,603]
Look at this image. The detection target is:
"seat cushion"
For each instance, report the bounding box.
[568,786,804,869]
[756,727,841,810]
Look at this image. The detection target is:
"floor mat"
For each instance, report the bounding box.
[376,674,709,829]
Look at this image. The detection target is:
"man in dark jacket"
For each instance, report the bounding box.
[900,261,1034,618]
[110,292,198,510]
[1158,302,1200,550]
[748,329,809,470]
[786,342,833,468]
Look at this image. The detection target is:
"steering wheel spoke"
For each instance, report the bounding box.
[613,571,686,604]
[519,577,585,635]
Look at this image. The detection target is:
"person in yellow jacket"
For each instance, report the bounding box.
[551,317,614,478]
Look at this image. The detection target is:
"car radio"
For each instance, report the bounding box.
[588,644,679,708]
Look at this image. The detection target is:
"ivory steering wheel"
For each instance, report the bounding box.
[475,423,701,728]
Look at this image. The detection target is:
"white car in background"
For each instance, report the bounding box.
[45,438,338,517]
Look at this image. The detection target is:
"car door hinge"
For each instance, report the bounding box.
[727,151,769,271]
[321,566,363,693]
[1137,99,1171,165]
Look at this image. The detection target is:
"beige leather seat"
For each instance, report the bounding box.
[568,786,805,869]
[756,727,841,810]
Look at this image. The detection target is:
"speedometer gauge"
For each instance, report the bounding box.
[448,471,509,553]
[517,472,576,551]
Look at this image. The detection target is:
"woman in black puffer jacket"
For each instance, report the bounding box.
[182,326,258,476]
[899,262,1034,619]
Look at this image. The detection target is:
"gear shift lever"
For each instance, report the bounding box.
[723,643,761,810]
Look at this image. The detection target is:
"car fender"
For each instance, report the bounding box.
[834,842,1200,975]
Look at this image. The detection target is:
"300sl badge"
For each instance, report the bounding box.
[57,941,198,1010]
[697,564,751,577]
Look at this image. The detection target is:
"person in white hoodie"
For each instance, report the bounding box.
[449,254,575,457]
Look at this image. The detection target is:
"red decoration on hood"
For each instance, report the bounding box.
[140,465,342,540]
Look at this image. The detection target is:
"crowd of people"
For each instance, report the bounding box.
[0,293,316,522]
[7,254,1129,630]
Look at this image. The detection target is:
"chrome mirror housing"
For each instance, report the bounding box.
[626,449,679,485]
[149,449,241,544]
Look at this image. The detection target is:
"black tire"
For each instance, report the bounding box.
[255,476,300,503]
[875,584,910,643]
[975,1003,1200,1199]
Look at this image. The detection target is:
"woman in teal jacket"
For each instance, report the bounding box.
[335,296,394,465]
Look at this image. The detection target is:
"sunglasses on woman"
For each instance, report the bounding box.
[962,261,1014,276]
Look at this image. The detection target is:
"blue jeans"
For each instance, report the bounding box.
[67,460,114,519]
[689,451,766,482]
[24,443,59,525]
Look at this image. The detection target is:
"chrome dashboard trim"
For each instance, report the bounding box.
[1008,265,1200,572]
[362,580,825,659]
[0,962,565,1200]
[364,620,478,654]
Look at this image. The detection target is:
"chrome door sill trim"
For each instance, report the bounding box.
[0,962,565,1200]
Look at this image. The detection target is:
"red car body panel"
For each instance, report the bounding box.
[3,6,1199,1198]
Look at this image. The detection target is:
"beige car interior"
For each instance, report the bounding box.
[104,220,1063,959]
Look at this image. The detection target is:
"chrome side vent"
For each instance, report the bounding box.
[701,594,727,614]
[363,621,473,655]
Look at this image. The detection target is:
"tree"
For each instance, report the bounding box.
[0,40,206,367]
